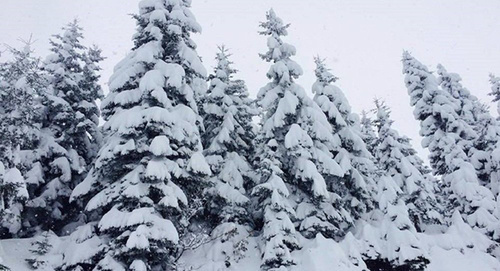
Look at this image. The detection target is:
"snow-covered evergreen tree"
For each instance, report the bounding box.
[486,74,500,196]
[312,57,376,230]
[0,162,28,237]
[66,0,210,269]
[79,44,105,164]
[24,20,103,234]
[0,44,43,170]
[0,43,45,237]
[470,108,500,189]
[437,64,482,131]
[25,231,54,269]
[359,175,429,270]
[489,74,500,115]
[402,51,499,238]
[252,10,345,270]
[436,64,497,186]
[252,139,300,270]
[357,102,434,269]
[476,113,500,194]
[372,100,442,230]
[201,46,257,266]
[360,110,378,158]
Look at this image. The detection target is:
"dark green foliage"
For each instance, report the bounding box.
[365,257,429,271]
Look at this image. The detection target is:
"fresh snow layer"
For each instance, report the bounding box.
[0,238,33,271]
[426,247,500,271]
[1,233,500,271]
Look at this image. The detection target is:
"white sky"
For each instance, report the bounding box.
[2,0,500,160]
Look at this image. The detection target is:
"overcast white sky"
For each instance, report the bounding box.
[2,0,500,159]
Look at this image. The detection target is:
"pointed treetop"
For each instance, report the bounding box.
[360,110,371,126]
[374,98,393,127]
[436,64,462,90]
[12,34,37,56]
[489,73,500,116]
[210,45,237,82]
[436,63,448,75]
[258,9,301,84]
[361,109,369,118]
[402,50,430,75]
[401,51,441,109]
[259,9,290,37]
[436,64,458,79]
[489,73,500,102]
[50,19,84,50]
[314,56,338,84]
[65,19,83,36]
[87,44,105,63]
[137,0,202,33]
[215,45,232,64]
[436,63,472,99]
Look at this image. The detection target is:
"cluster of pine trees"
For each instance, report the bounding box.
[2,1,500,270]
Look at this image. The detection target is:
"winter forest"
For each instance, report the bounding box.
[1,0,500,270]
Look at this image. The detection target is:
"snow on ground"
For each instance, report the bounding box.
[291,234,364,271]
[176,230,500,271]
[177,233,260,271]
[1,238,33,271]
[1,232,500,270]
[427,247,500,271]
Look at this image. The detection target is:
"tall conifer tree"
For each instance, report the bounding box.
[65,1,211,269]
[373,100,442,230]
[252,10,344,270]
[0,44,44,237]
[402,51,499,238]
[25,21,103,234]
[201,46,257,266]
[312,58,376,229]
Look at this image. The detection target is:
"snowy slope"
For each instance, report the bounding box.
[2,231,500,271]
[177,233,500,271]
[1,238,33,271]
[427,247,500,271]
